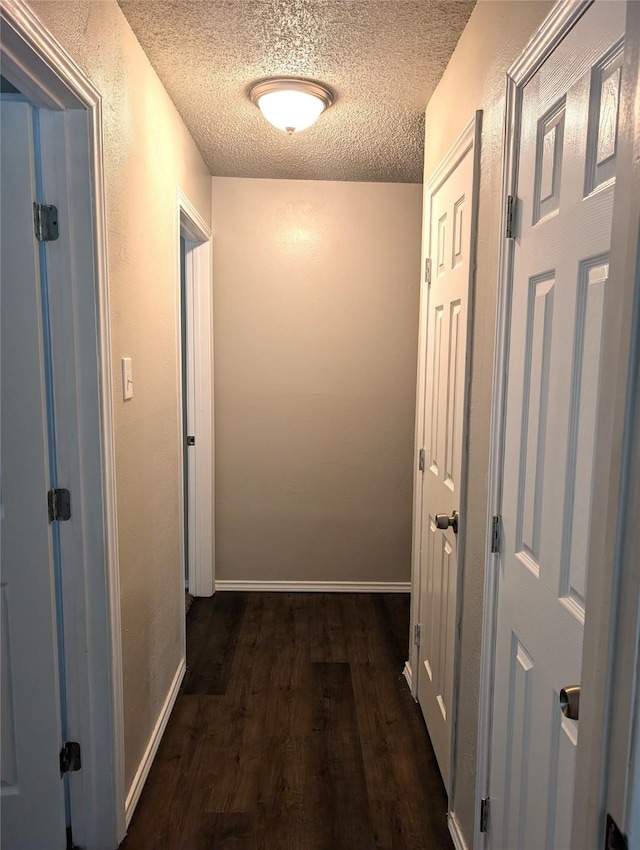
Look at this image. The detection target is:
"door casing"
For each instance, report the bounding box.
[476,1,640,848]
[0,1,125,846]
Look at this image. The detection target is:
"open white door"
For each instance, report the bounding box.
[1,98,67,849]
[415,114,480,793]
[486,2,625,847]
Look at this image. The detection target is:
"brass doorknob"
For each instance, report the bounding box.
[559,685,580,720]
[435,511,458,534]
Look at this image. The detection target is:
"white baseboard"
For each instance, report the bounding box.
[403,661,414,696]
[448,811,470,850]
[215,580,411,593]
[124,658,186,826]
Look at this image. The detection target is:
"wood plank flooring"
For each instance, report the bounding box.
[121,593,453,850]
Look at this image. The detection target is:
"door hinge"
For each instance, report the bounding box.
[505,195,516,239]
[425,258,432,286]
[48,488,71,522]
[480,797,489,833]
[186,435,195,446]
[33,202,59,242]
[491,515,501,554]
[418,448,425,472]
[605,814,628,850]
[60,741,82,774]
[414,623,421,646]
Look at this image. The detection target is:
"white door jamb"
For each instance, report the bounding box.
[0,1,125,846]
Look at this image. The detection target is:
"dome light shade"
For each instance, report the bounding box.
[249,78,333,134]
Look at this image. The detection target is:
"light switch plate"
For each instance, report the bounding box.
[122,357,133,400]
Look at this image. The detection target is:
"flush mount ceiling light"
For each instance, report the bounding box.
[249,78,333,134]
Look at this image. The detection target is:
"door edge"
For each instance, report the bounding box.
[474,3,604,849]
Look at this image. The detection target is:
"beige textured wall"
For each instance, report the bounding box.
[28,0,212,793]
[422,0,553,843]
[212,177,422,585]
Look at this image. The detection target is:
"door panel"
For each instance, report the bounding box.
[489,4,625,847]
[561,258,608,609]
[0,100,67,849]
[417,124,477,793]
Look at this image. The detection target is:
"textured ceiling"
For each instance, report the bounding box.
[117,1,475,183]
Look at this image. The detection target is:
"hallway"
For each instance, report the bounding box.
[121,593,452,849]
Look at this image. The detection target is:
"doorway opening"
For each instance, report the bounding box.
[178,190,214,601]
[180,233,192,615]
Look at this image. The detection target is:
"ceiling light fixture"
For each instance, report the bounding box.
[249,78,333,135]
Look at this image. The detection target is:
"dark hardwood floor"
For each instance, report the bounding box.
[121,593,453,850]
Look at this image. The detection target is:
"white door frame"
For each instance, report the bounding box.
[408,112,482,786]
[476,2,640,848]
[0,1,125,846]
[177,189,214,598]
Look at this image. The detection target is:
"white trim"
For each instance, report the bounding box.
[402,662,414,696]
[215,580,411,593]
[0,1,125,846]
[0,0,97,110]
[179,188,211,242]
[177,188,214,600]
[425,114,481,194]
[124,660,186,828]
[448,811,471,850]
[410,110,482,793]
[508,0,592,87]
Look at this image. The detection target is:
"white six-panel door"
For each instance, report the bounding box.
[0,100,67,849]
[488,3,625,847]
[417,118,479,793]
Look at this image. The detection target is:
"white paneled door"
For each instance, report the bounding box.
[0,100,67,848]
[489,3,625,847]
[417,117,479,794]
